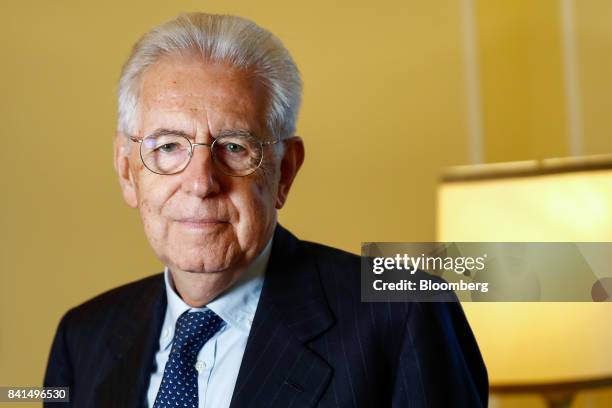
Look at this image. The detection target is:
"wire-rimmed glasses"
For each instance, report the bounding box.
[129,131,279,177]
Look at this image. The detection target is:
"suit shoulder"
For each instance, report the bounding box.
[300,239,361,272]
[62,273,163,328]
[299,239,364,298]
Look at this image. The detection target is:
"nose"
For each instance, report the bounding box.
[180,144,222,198]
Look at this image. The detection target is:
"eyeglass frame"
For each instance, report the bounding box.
[128,131,281,177]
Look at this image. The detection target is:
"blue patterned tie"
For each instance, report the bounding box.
[153,309,225,408]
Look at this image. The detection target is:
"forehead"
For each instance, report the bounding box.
[138,54,268,135]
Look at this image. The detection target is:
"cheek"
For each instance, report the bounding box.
[139,197,160,229]
[136,177,176,245]
[232,174,278,234]
[139,200,165,252]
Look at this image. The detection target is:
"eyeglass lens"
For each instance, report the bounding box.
[140,134,263,176]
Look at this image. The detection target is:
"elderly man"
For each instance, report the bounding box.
[44,13,487,408]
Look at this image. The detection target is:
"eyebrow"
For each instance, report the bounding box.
[217,129,257,138]
[145,128,193,139]
[144,128,257,140]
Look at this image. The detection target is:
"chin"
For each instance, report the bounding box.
[168,246,241,275]
[181,266,224,274]
[170,257,225,274]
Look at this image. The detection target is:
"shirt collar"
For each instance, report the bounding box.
[161,237,272,350]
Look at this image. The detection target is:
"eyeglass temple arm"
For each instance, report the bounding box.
[262,138,281,146]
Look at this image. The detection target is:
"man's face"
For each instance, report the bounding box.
[115,54,298,276]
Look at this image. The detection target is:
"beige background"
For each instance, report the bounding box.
[2,0,612,406]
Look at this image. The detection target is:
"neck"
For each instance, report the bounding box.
[170,269,236,307]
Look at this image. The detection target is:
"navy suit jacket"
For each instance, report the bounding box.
[44,225,488,407]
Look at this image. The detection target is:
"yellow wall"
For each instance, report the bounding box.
[576,0,612,155]
[477,0,569,161]
[2,0,612,406]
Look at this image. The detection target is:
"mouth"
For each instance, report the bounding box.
[175,218,230,229]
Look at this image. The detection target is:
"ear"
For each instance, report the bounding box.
[113,133,139,208]
[276,136,305,209]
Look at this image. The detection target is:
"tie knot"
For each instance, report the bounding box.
[172,309,224,357]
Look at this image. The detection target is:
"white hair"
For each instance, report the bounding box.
[117,13,302,140]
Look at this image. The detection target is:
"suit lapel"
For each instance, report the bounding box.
[230,225,335,408]
[93,274,166,408]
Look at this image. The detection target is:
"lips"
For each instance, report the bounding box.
[173,216,230,229]
[177,217,228,223]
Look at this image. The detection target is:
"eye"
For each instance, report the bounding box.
[224,142,246,153]
[156,143,180,153]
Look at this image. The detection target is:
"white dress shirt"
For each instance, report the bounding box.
[146,239,272,408]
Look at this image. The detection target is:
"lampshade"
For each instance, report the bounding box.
[437,156,612,386]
